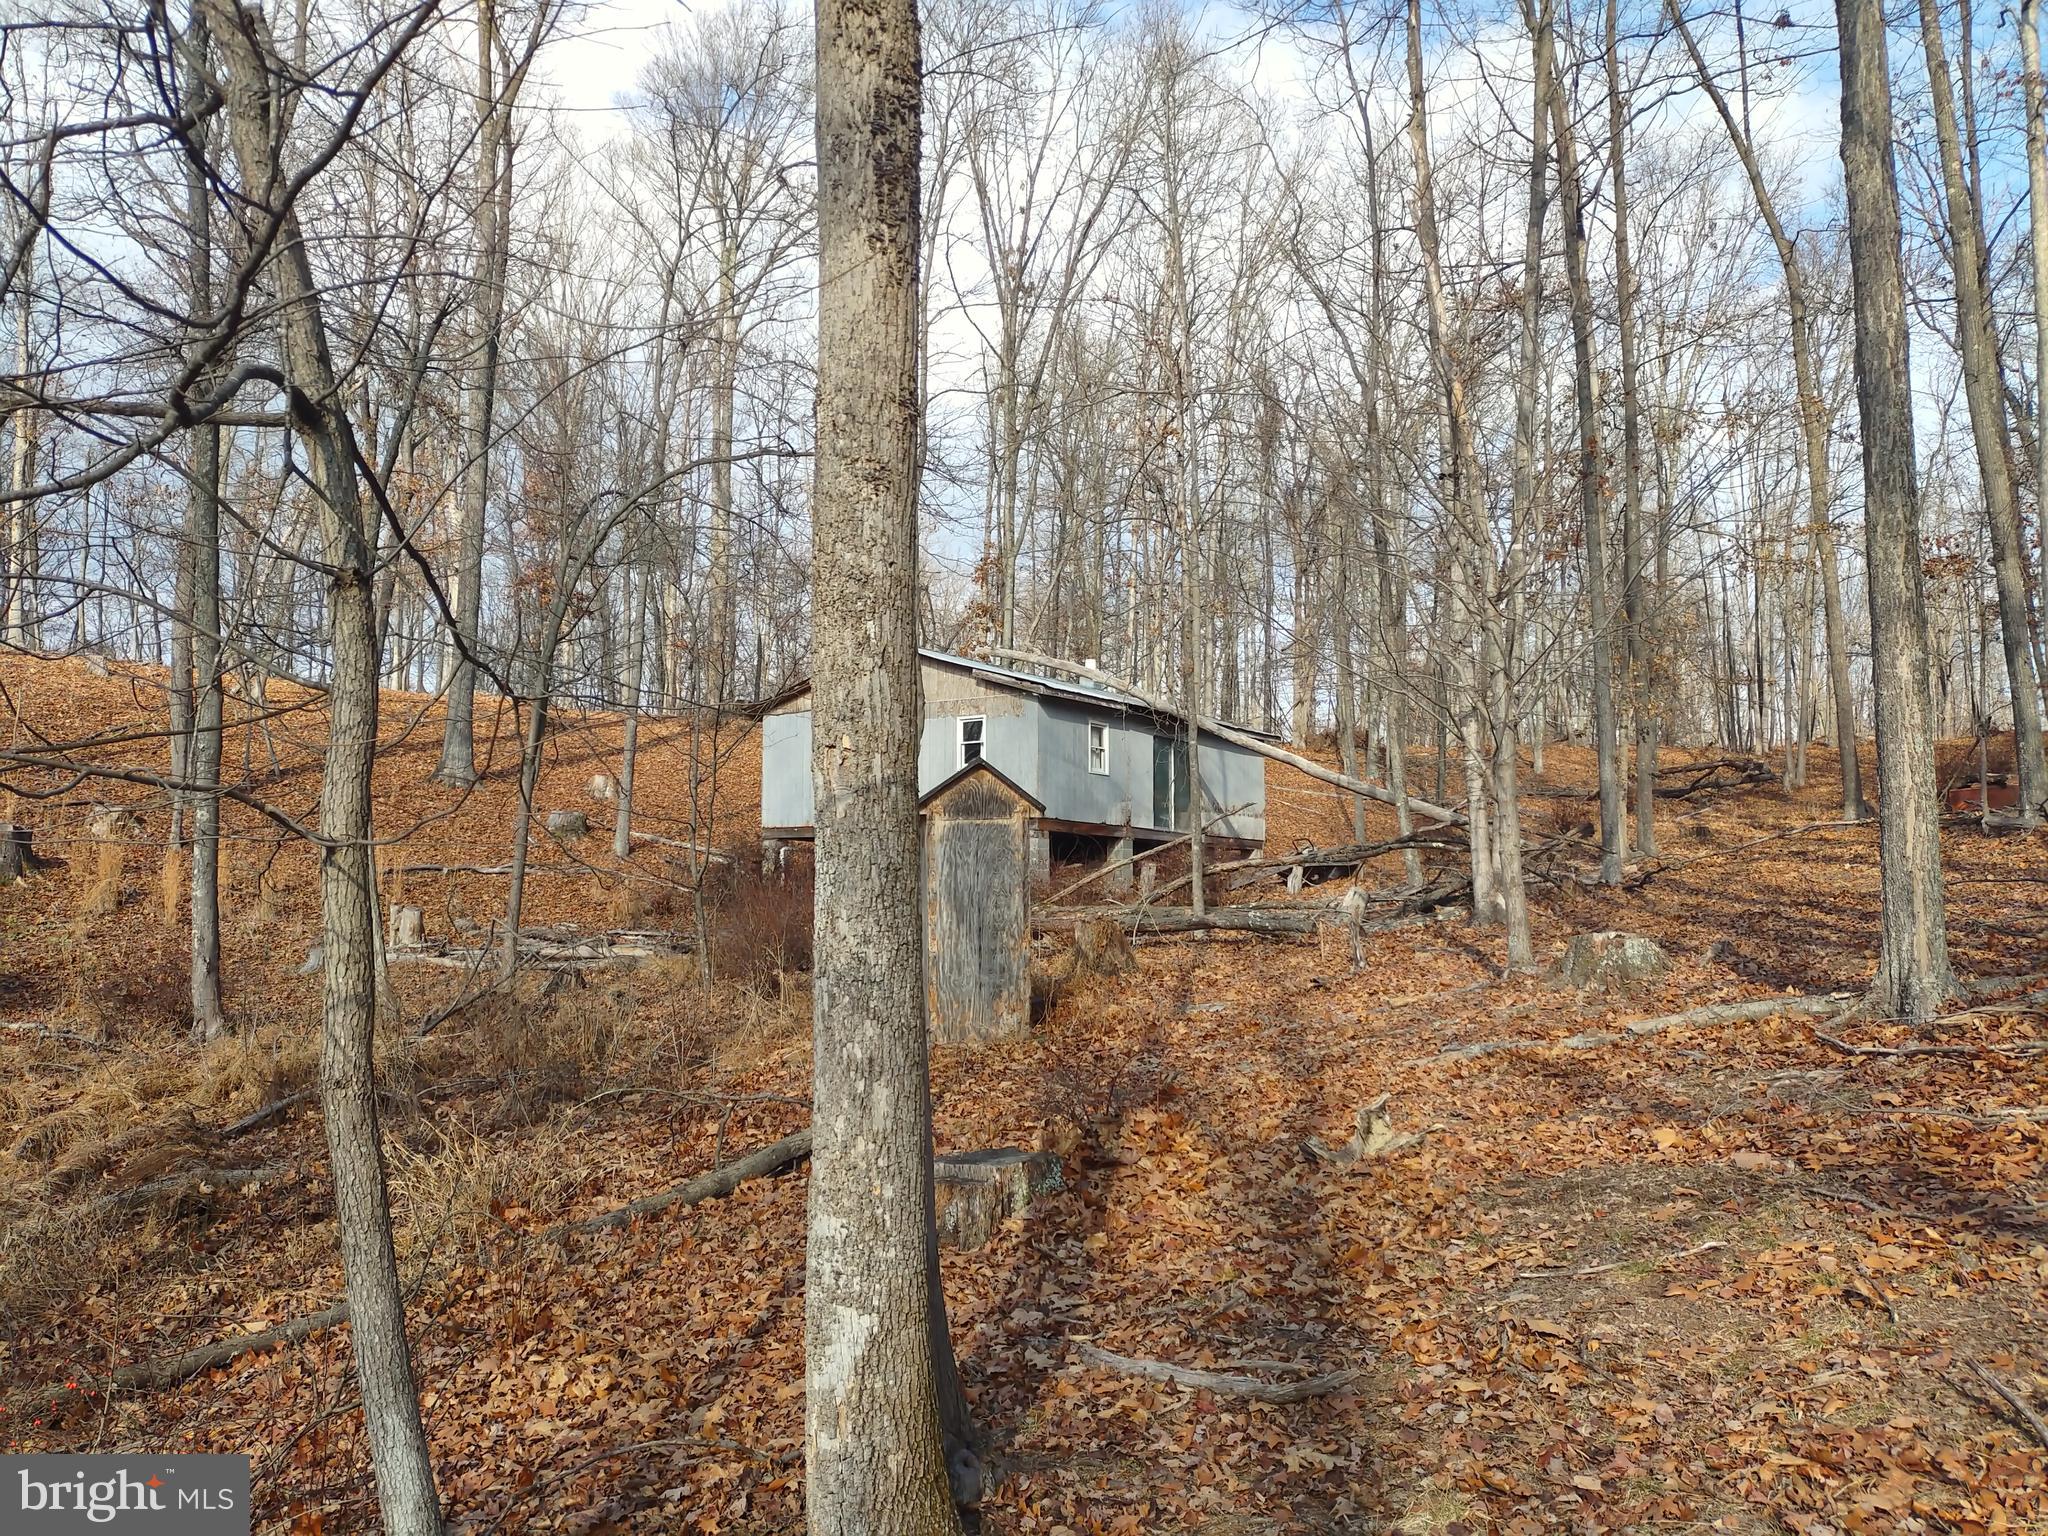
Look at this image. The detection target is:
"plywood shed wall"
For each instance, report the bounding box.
[922,761,1040,1046]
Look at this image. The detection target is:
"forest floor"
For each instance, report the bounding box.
[4,652,2048,1535]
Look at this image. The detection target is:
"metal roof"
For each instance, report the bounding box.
[754,649,1283,742]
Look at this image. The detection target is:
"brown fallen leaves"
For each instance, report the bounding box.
[6,666,2048,1534]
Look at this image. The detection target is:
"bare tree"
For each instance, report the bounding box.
[805,0,966,1523]
[1833,0,1958,1024]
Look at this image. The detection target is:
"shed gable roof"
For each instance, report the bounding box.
[918,757,1045,814]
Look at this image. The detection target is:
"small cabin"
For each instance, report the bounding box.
[759,651,1269,880]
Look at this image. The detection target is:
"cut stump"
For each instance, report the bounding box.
[1549,931,1671,990]
[934,1148,1063,1250]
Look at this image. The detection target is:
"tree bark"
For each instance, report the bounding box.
[180,6,224,1040]
[204,3,444,1528]
[437,0,512,785]
[1607,0,1656,857]
[1404,0,1500,928]
[1912,0,2048,825]
[806,0,964,1523]
[1833,0,1960,1024]
[1548,66,1623,883]
[1668,2,1867,821]
[2026,0,2048,676]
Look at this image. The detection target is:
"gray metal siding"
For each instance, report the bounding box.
[1035,698,1139,828]
[757,661,1266,844]
[1198,736,1267,843]
[760,708,814,829]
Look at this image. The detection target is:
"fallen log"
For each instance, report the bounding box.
[1033,905,1322,938]
[1520,757,1772,802]
[559,1128,814,1233]
[98,1165,276,1213]
[40,1130,814,1404]
[218,1090,315,1139]
[1415,992,1856,1067]
[107,1303,351,1392]
[0,1020,104,1048]
[1073,1342,1358,1403]
[1038,804,1249,905]
[1153,831,1460,901]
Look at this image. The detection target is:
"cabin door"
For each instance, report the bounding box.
[1152,733,1190,830]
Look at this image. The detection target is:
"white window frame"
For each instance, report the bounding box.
[1087,721,1110,775]
[958,714,986,767]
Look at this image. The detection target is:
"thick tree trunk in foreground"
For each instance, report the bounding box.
[806,0,964,1525]
[205,3,444,1528]
[1834,0,1959,1025]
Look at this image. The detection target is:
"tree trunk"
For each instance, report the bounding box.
[437,0,510,786]
[3,263,37,649]
[182,9,225,1039]
[1406,0,1499,921]
[2026,0,2048,674]
[1669,1,1867,820]
[614,560,645,860]
[1608,0,1656,856]
[806,0,964,1523]
[1549,70,1623,883]
[709,234,740,699]
[1834,0,1960,1025]
[1913,0,2048,825]
[205,4,443,1527]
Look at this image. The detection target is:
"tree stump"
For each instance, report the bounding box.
[0,823,35,886]
[933,1149,1063,1250]
[1070,916,1135,977]
[545,809,589,840]
[1549,930,1671,990]
[389,905,424,949]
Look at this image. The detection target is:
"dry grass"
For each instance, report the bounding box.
[0,1200,127,1330]
[386,1120,586,1257]
[705,982,810,1075]
[159,844,185,925]
[79,834,126,917]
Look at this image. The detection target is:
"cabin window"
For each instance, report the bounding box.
[958,715,985,766]
[1088,721,1109,775]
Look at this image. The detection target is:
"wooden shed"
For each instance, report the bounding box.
[922,759,1042,1046]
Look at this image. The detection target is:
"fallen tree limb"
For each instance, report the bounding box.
[1522,1239,1729,1280]
[558,1128,814,1233]
[99,1166,276,1213]
[0,1020,104,1048]
[105,1302,351,1392]
[1415,993,1857,1068]
[1039,805,1249,906]
[1815,1032,2048,1061]
[1033,905,1322,938]
[1152,831,1461,902]
[991,647,1465,827]
[1964,1355,2048,1450]
[218,1091,314,1139]
[47,1130,815,1404]
[1073,1341,1358,1403]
